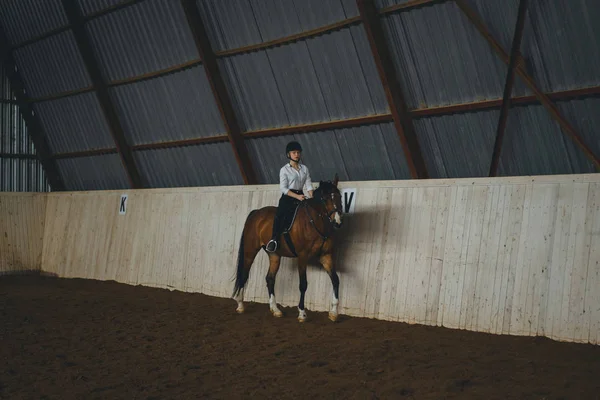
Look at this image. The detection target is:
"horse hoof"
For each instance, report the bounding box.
[236,307,244,314]
[328,313,338,322]
[297,308,307,322]
[271,309,283,318]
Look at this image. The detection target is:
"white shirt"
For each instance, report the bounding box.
[279,163,314,196]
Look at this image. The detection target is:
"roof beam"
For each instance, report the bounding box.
[456,0,600,171]
[411,85,600,117]
[180,0,258,185]
[489,0,529,177]
[379,0,448,15]
[0,153,39,160]
[11,0,146,51]
[357,0,429,179]
[61,0,145,188]
[0,26,66,191]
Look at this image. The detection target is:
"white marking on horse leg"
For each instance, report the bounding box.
[234,288,244,313]
[329,292,339,321]
[269,294,282,317]
[297,307,307,322]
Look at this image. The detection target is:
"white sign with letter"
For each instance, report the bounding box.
[341,188,356,214]
[119,194,128,215]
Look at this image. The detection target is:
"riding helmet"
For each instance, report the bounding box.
[286,141,302,153]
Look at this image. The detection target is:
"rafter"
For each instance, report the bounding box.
[61,0,144,188]
[0,26,65,191]
[11,0,147,51]
[0,153,38,160]
[357,0,429,179]
[180,0,258,185]
[48,83,600,161]
[489,0,529,177]
[379,0,448,15]
[455,0,600,171]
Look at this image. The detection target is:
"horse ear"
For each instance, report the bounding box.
[333,173,339,186]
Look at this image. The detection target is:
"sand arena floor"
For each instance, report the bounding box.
[1,274,599,399]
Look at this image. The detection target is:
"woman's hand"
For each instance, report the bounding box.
[293,192,306,201]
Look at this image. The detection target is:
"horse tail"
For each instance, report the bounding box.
[232,210,256,297]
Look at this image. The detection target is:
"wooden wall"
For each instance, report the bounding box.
[6,173,600,345]
[0,193,46,275]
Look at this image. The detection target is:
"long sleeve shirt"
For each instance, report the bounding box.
[279,163,314,196]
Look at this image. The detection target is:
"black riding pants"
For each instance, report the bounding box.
[271,189,302,239]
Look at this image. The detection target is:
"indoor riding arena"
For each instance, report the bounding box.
[1,0,600,399]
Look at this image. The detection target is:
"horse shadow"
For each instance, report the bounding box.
[305,208,387,274]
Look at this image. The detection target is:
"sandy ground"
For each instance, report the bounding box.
[1,274,599,399]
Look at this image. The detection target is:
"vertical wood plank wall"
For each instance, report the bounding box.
[2,173,599,345]
[0,193,46,275]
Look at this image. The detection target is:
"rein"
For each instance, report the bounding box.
[302,192,340,251]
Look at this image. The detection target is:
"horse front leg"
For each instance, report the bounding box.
[297,257,308,322]
[319,253,339,322]
[266,254,283,317]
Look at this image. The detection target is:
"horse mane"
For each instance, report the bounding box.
[314,180,337,197]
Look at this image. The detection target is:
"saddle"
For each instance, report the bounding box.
[279,202,302,257]
[282,202,301,233]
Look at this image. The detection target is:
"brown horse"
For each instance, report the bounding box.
[232,174,344,322]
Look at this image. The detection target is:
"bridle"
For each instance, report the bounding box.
[302,188,342,246]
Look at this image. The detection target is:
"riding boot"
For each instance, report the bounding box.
[266,211,283,252]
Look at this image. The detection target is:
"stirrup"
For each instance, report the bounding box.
[266,239,278,252]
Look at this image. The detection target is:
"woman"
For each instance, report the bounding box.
[265,141,314,253]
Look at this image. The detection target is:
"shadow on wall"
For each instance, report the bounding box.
[306,208,389,275]
[0,270,58,278]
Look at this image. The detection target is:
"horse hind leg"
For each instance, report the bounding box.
[266,254,283,317]
[232,228,261,314]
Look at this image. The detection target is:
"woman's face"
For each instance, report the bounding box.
[288,150,301,161]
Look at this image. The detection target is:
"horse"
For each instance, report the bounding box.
[232,173,344,322]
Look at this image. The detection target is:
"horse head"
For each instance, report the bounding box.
[314,173,343,229]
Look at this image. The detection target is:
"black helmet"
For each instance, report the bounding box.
[286,141,302,153]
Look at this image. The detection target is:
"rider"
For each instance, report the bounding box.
[265,141,314,253]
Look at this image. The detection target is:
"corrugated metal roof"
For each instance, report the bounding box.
[32,91,115,154]
[375,0,422,9]
[335,122,411,180]
[1,104,26,154]
[12,30,92,99]
[197,0,261,52]
[1,105,36,156]
[415,109,499,178]
[458,0,600,93]
[85,0,199,82]
[0,0,68,46]
[0,63,15,100]
[218,52,287,132]
[498,104,596,177]
[1,158,50,192]
[245,122,410,184]
[463,0,523,55]
[1,65,49,192]
[77,0,130,15]
[109,65,225,145]
[198,0,358,52]
[380,1,531,109]
[525,0,600,91]
[133,143,244,188]
[219,25,388,131]
[462,0,548,96]
[56,154,130,190]
[246,0,357,42]
[556,97,600,163]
